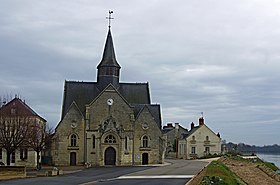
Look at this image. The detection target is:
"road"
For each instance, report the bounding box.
[1,159,209,185]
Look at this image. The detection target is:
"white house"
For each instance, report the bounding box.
[178,117,221,159]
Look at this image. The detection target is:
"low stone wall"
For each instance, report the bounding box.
[0,166,26,177]
[37,169,63,177]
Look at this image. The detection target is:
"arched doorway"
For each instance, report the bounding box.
[70,152,76,166]
[104,147,116,165]
[142,153,148,165]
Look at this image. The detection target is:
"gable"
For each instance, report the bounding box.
[61,81,152,121]
[187,125,220,141]
[135,106,161,130]
[87,83,131,108]
[0,98,46,122]
[86,85,135,130]
[56,102,84,131]
[131,104,162,129]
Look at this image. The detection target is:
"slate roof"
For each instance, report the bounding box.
[61,81,159,125]
[61,81,100,119]
[130,103,162,128]
[118,83,151,104]
[181,126,200,139]
[97,29,120,68]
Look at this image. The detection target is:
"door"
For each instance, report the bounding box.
[70,152,76,166]
[142,153,148,165]
[104,147,116,165]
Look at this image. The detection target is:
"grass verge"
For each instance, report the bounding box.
[198,160,245,185]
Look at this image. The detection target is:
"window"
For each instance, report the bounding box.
[70,134,77,146]
[142,122,149,130]
[0,148,2,160]
[206,136,209,141]
[20,149,23,159]
[192,136,195,141]
[115,68,119,76]
[180,144,184,155]
[92,135,95,149]
[11,151,15,163]
[125,136,128,150]
[11,108,16,114]
[105,135,116,144]
[142,136,148,148]
[106,67,113,75]
[191,147,196,154]
[205,147,210,154]
[20,148,28,160]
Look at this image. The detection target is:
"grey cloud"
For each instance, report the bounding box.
[0,0,279,145]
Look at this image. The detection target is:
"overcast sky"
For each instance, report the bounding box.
[0,0,279,146]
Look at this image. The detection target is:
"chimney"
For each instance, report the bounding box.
[191,122,194,130]
[167,123,173,127]
[163,123,174,129]
[175,123,179,129]
[199,117,204,126]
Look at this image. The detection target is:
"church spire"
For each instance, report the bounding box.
[97,28,120,69]
[97,11,121,90]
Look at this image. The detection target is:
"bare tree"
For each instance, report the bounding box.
[26,122,53,170]
[0,116,32,165]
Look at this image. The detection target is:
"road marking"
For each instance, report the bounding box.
[117,175,194,179]
[79,178,117,185]
[79,175,194,184]
[79,180,97,185]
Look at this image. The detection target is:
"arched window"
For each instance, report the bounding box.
[142,136,148,148]
[92,135,95,149]
[125,136,128,150]
[192,136,195,141]
[105,135,116,144]
[206,136,209,141]
[70,134,77,146]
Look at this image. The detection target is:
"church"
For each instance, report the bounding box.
[51,23,165,166]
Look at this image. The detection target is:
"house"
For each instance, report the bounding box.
[178,117,221,159]
[162,123,188,158]
[0,97,46,167]
[51,26,165,166]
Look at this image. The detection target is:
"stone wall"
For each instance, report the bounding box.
[52,104,85,166]
[0,166,26,177]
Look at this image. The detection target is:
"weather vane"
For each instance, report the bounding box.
[106,10,114,28]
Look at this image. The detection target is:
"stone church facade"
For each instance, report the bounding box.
[52,28,165,166]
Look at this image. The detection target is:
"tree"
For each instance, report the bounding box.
[26,122,53,170]
[0,116,31,165]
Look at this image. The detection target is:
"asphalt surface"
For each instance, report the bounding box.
[0,159,210,185]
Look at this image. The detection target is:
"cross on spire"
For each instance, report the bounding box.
[106,10,114,28]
